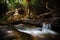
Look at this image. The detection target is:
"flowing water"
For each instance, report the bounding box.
[0,25,59,40]
[15,24,59,40]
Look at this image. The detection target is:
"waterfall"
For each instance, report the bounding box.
[16,27,58,38]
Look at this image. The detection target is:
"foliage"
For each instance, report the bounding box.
[30,0,46,13]
[22,0,28,7]
[0,0,8,21]
[0,0,59,22]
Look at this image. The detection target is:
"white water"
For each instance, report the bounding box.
[16,27,57,38]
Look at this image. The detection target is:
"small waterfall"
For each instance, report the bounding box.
[16,27,58,38]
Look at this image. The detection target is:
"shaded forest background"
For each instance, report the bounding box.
[0,0,60,20]
[0,0,60,32]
